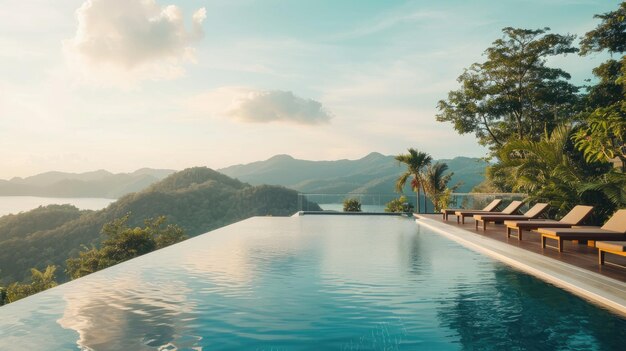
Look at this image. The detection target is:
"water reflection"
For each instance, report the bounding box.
[58,271,200,350]
[437,266,626,350]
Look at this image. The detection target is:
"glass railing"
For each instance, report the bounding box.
[297,192,527,214]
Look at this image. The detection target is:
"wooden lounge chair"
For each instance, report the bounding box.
[441,199,502,221]
[454,200,523,224]
[473,203,550,230]
[597,241,626,266]
[538,209,626,252]
[504,205,593,240]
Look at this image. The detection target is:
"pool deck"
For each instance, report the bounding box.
[415,213,626,316]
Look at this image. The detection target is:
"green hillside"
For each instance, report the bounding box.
[220,152,488,194]
[0,167,319,284]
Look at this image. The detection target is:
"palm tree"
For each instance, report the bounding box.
[423,162,457,212]
[395,148,432,213]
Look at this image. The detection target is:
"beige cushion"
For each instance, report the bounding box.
[524,203,550,218]
[601,209,626,234]
[501,201,523,214]
[505,219,562,228]
[560,205,593,225]
[596,241,626,252]
[538,227,606,236]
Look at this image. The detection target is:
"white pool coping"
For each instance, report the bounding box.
[415,215,626,317]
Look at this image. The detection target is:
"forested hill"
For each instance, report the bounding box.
[0,167,320,283]
[219,153,488,193]
[0,168,175,198]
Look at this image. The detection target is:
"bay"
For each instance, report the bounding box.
[0,196,116,217]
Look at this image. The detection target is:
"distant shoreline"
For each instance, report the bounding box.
[0,196,116,217]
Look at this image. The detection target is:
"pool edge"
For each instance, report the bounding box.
[415,215,626,318]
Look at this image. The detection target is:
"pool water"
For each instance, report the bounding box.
[1,215,625,350]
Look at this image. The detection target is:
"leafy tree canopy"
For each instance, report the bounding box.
[66,214,186,279]
[437,27,580,153]
[575,3,626,171]
[580,2,626,55]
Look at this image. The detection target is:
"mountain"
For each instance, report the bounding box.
[0,167,320,283]
[0,168,176,198]
[219,153,488,194]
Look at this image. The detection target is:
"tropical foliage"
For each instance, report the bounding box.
[3,265,58,304]
[439,3,626,224]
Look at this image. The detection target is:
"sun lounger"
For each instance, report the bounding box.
[538,209,626,252]
[473,203,550,230]
[441,199,502,221]
[504,205,593,240]
[597,241,626,265]
[454,200,523,224]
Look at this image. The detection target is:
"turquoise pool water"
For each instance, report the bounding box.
[1,215,625,350]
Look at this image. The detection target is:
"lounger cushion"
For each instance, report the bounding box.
[537,227,624,239]
[444,199,502,214]
[559,205,594,225]
[505,219,561,228]
[456,200,523,216]
[454,210,491,215]
[596,241,626,252]
[475,214,528,221]
[601,209,626,234]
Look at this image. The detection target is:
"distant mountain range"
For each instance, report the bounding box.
[0,167,319,284]
[0,153,487,199]
[0,168,175,198]
[219,152,488,194]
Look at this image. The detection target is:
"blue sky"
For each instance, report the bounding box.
[0,0,620,178]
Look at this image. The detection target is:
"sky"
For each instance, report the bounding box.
[0,0,620,179]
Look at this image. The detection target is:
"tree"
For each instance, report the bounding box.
[422,162,459,212]
[395,148,432,213]
[66,214,187,279]
[436,27,580,153]
[576,2,626,172]
[573,109,626,171]
[579,2,626,55]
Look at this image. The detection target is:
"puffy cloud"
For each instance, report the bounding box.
[64,0,206,84]
[186,87,332,125]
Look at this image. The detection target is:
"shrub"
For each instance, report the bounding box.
[343,198,362,212]
[385,196,414,213]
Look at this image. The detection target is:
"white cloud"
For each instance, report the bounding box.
[64,0,206,85]
[186,87,332,125]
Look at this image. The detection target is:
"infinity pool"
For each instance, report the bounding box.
[1,215,625,350]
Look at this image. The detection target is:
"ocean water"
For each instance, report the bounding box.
[0,196,115,216]
[1,215,625,350]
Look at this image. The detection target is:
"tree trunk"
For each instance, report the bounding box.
[416,189,421,213]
